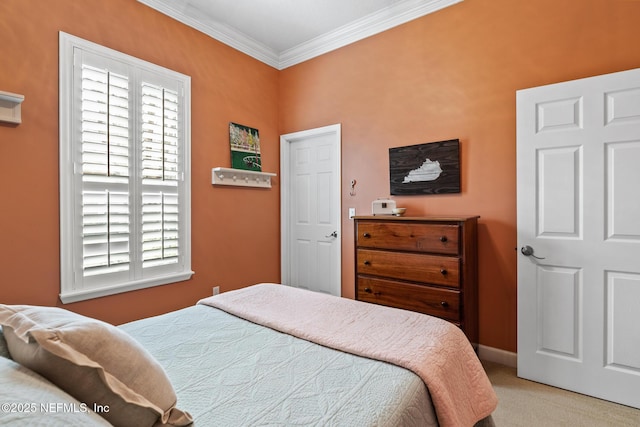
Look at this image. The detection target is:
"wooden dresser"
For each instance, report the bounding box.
[354,216,479,345]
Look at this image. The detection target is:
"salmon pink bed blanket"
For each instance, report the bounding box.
[198,283,497,427]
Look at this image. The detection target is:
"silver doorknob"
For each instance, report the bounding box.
[325,231,338,238]
[521,245,545,259]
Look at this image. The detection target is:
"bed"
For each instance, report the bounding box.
[0,283,497,426]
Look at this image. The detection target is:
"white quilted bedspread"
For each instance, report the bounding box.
[120,302,440,426]
[199,283,497,427]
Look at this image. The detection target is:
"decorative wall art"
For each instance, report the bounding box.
[229,122,261,171]
[389,139,460,195]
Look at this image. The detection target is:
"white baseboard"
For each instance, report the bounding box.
[478,344,517,368]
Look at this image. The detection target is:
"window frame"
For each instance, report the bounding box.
[59,32,193,304]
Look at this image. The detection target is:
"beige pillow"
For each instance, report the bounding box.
[0,304,192,427]
[0,355,113,426]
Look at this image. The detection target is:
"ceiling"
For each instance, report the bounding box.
[137,0,463,69]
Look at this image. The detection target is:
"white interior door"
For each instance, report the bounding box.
[281,124,341,296]
[517,68,640,408]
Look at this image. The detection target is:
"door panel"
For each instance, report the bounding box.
[607,141,640,240]
[537,265,581,358]
[517,68,640,409]
[537,146,582,237]
[536,96,582,132]
[605,87,640,125]
[607,271,640,371]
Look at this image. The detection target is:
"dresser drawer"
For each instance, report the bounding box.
[357,277,461,321]
[357,249,460,287]
[356,221,460,255]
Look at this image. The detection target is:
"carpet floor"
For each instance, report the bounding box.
[482,360,640,426]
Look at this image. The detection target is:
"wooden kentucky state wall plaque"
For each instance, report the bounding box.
[389,139,460,195]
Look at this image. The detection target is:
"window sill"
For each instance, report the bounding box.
[59,270,194,304]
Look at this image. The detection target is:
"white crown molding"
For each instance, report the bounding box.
[137,0,280,68]
[279,0,463,69]
[138,0,463,70]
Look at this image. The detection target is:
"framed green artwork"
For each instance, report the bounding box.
[229,122,261,171]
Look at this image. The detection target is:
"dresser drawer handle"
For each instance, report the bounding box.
[440,301,449,308]
[440,269,448,275]
[362,232,371,238]
[363,260,371,266]
[364,287,372,293]
[440,236,448,243]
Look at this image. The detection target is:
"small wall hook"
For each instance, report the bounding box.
[350,179,357,196]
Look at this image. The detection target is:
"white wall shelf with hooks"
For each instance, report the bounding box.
[0,90,25,124]
[211,167,276,188]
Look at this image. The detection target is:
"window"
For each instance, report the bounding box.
[59,32,193,303]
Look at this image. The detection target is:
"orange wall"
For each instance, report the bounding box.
[279,0,640,352]
[0,0,280,324]
[2,0,640,353]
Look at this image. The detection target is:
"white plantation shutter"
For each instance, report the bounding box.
[81,66,130,178]
[81,65,131,277]
[141,83,180,182]
[60,32,192,303]
[82,190,130,276]
[140,84,181,268]
[142,192,179,267]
